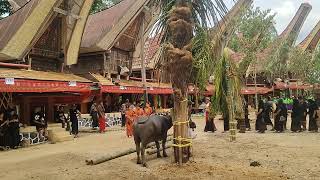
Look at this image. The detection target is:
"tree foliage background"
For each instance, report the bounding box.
[90,0,122,13]
[0,0,12,18]
[229,6,277,78]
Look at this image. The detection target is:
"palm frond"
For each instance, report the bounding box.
[212,48,243,118]
[192,25,214,91]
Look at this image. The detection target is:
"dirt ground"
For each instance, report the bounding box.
[0,113,319,180]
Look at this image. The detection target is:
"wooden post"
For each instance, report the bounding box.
[163,95,168,109]
[81,103,88,114]
[47,97,54,123]
[28,54,32,70]
[103,52,107,77]
[140,13,147,106]
[22,96,30,125]
[153,95,158,110]
[106,50,112,79]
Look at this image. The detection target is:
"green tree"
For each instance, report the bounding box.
[287,47,313,81]
[230,6,276,77]
[308,47,320,83]
[90,0,121,13]
[0,0,12,18]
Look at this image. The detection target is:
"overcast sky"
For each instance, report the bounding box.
[227,0,320,43]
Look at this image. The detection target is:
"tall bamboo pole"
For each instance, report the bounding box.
[140,13,148,106]
[254,59,258,109]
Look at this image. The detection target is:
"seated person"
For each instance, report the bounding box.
[33,108,47,140]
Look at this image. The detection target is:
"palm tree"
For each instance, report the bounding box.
[154,0,230,164]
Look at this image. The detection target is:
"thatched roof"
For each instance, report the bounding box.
[297,20,320,52]
[0,68,91,82]
[132,34,162,71]
[80,0,152,53]
[0,0,60,61]
[0,0,93,66]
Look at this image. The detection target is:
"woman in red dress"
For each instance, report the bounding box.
[96,97,106,133]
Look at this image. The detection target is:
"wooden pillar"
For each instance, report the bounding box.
[22,96,30,125]
[153,95,158,110]
[47,97,54,123]
[163,95,168,109]
[81,103,88,114]
[106,50,112,79]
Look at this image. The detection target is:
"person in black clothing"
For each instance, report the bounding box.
[56,106,67,128]
[244,96,251,131]
[0,111,9,150]
[308,99,318,132]
[90,99,99,129]
[291,98,302,132]
[70,104,80,137]
[283,103,288,130]
[6,105,20,149]
[33,108,47,140]
[274,99,286,133]
[255,99,266,133]
[300,98,308,131]
[223,112,230,132]
[8,114,20,149]
[264,96,274,130]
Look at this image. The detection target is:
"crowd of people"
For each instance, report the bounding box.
[120,100,153,137]
[201,96,320,134]
[255,96,320,133]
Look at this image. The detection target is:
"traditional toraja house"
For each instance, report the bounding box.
[0,0,94,143]
[271,20,320,96]
[298,20,320,53]
[242,2,312,98]
[74,0,173,110]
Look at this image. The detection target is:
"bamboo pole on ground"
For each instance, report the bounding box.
[86,138,173,165]
[146,145,172,155]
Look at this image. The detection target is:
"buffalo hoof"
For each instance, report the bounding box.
[142,163,148,168]
[157,154,162,158]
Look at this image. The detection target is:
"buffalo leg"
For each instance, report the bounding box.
[141,144,147,167]
[136,142,141,164]
[162,137,168,157]
[155,141,161,158]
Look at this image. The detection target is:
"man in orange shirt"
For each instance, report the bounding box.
[125,106,137,137]
[144,102,153,116]
[136,105,145,117]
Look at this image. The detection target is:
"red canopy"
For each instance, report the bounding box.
[0,79,91,93]
[241,87,272,95]
[101,85,173,94]
[274,82,312,90]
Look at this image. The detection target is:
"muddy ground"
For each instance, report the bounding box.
[0,113,319,180]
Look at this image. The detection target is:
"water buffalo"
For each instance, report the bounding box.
[133,115,173,167]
